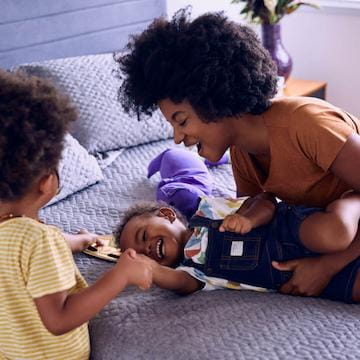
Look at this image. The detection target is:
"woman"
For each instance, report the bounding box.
[115,9,360,297]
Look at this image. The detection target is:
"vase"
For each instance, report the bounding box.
[261,23,293,81]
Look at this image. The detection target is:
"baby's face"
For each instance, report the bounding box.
[119,214,187,267]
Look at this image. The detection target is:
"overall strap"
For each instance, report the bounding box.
[188,215,222,229]
[182,215,221,271]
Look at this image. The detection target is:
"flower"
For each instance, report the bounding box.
[231,0,319,24]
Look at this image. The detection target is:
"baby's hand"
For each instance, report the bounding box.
[219,214,253,234]
[116,249,153,290]
[65,229,104,253]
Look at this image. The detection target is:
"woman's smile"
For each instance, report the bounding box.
[158,98,231,163]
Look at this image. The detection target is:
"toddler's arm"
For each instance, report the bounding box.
[63,229,103,253]
[34,249,152,335]
[220,192,276,233]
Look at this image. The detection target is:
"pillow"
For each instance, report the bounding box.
[95,149,125,170]
[45,134,104,207]
[16,53,173,154]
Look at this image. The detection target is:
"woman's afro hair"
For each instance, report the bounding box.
[0,70,77,201]
[116,8,278,122]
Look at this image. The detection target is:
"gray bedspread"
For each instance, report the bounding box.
[41,139,360,360]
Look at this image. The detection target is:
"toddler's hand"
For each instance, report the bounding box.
[219,214,253,234]
[117,249,153,290]
[65,229,104,253]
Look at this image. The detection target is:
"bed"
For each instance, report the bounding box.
[1,1,359,359]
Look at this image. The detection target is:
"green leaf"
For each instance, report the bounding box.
[231,0,319,24]
[296,1,320,9]
[285,4,300,14]
[285,1,320,14]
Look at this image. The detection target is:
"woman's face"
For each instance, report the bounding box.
[158,99,231,163]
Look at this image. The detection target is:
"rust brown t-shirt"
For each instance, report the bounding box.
[231,96,360,207]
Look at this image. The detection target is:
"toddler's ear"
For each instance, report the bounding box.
[158,207,176,223]
[38,173,56,196]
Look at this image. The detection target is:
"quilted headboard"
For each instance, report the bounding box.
[0,0,167,68]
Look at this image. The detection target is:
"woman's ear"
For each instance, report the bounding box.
[158,207,176,223]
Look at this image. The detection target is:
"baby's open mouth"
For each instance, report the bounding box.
[156,238,165,260]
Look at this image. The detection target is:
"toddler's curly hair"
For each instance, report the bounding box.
[0,70,77,201]
[116,9,278,122]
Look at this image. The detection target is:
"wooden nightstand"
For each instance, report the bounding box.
[284,77,327,100]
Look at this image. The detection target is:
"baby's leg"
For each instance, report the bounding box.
[299,192,360,253]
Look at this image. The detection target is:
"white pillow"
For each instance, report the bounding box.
[45,134,104,207]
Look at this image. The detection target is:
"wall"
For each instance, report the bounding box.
[282,9,360,117]
[0,0,167,68]
[167,1,360,117]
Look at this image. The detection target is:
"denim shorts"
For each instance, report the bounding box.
[187,204,360,303]
[273,202,360,303]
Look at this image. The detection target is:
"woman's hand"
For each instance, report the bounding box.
[272,256,336,297]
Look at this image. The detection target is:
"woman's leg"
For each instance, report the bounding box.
[299,192,360,253]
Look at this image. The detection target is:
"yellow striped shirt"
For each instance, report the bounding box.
[0,217,89,360]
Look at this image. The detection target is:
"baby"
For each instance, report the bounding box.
[116,194,360,303]
[0,70,152,360]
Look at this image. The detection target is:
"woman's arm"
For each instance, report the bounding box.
[273,232,360,296]
[238,192,276,218]
[330,134,360,190]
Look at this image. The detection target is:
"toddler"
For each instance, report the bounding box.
[0,70,152,360]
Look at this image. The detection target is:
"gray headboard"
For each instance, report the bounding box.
[0,0,167,68]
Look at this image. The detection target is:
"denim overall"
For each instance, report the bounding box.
[185,203,360,303]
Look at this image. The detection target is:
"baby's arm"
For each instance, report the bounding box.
[34,249,152,335]
[152,263,203,295]
[220,192,276,233]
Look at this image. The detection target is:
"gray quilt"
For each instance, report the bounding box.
[41,140,360,360]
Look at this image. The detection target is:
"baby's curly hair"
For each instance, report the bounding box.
[116,9,278,122]
[114,200,187,247]
[0,70,77,201]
